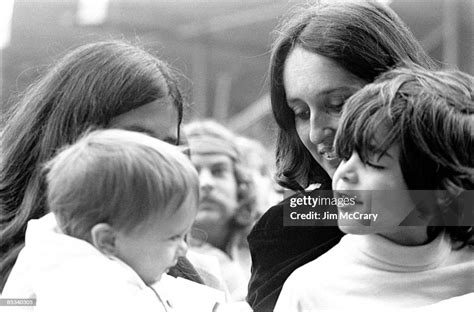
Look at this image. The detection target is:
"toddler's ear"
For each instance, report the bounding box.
[91,223,118,256]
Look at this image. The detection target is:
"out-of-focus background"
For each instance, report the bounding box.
[1,0,473,146]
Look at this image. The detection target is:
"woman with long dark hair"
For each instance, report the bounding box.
[0,40,203,290]
[247,1,437,311]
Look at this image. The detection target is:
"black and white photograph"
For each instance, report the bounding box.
[1,0,473,311]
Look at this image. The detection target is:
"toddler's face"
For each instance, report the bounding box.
[114,193,197,285]
[332,144,421,243]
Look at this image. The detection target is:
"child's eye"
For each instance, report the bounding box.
[170,233,188,242]
[341,155,350,161]
[170,234,182,241]
[365,161,385,170]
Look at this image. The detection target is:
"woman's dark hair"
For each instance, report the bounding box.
[335,64,473,247]
[0,40,184,289]
[270,0,436,190]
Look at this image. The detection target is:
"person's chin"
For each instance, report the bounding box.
[145,272,164,286]
[154,273,163,282]
[162,260,177,277]
[337,214,373,234]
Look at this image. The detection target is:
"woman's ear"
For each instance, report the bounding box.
[91,223,118,256]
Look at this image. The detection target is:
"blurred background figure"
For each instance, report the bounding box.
[184,120,258,301]
[235,136,282,217]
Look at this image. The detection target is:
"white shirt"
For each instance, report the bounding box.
[275,233,474,311]
[2,214,172,312]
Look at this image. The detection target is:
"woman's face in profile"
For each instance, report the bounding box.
[283,46,366,178]
[108,98,180,145]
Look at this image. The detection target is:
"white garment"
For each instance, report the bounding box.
[186,249,230,295]
[2,213,173,312]
[190,243,250,301]
[410,293,474,311]
[275,233,474,311]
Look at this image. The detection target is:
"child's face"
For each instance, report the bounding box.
[332,144,424,244]
[114,193,197,285]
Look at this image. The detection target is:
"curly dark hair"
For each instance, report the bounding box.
[335,64,473,248]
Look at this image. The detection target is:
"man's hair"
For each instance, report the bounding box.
[269,0,437,190]
[335,64,474,247]
[44,129,199,242]
[183,120,257,243]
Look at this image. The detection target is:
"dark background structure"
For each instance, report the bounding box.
[1,0,473,147]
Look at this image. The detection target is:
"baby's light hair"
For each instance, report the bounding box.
[44,129,199,242]
[335,63,473,246]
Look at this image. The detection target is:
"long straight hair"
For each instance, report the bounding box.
[0,40,184,289]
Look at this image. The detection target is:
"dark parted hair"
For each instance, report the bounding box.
[335,64,474,247]
[0,40,184,289]
[270,0,437,190]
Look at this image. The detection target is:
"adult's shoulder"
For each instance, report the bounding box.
[249,192,294,233]
[247,184,344,271]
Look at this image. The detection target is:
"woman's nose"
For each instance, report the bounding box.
[308,113,338,145]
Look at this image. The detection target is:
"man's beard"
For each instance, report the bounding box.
[194,193,238,230]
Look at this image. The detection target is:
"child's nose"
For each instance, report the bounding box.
[177,239,188,257]
[333,152,360,185]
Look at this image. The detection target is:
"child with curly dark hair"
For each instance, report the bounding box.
[276,65,473,310]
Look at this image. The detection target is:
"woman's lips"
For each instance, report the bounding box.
[318,147,340,167]
[321,150,337,160]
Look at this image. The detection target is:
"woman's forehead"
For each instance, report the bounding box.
[283,47,365,102]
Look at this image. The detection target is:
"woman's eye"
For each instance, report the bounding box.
[327,99,346,114]
[171,233,189,242]
[294,109,310,120]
